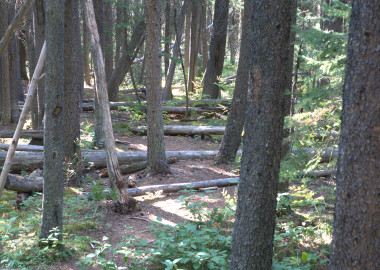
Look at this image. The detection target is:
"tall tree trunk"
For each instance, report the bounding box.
[145,0,170,175]
[187,0,201,93]
[83,8,91,86]
[330,2,380,269]
[18,38,29,80]
[0,1,11,124]
[104,0,113,81]
[184,5,191,73]
[202,0,229,99]
[164,0,171,76]
[163,0,189,100]
[216,0,252,164]
[230,0,294,268]
[64,0,83,187]
[85,0,136,213]
[228,8,240,64]
[40,0,65,241]
[200,0,208,73]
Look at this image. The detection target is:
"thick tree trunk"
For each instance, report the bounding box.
[145,0,170,175]
[230,0,294,269]
[330,2,380,269]
[64,0,84,187]
[40,0,65,241]
[85,0,136,213]
[187,0,201,93]
[216,0,252,164]
[163,0,188,101]
[202,0,229,99]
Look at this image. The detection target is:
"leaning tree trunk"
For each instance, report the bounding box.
[40,0,65,241]
[145,0,171,175]
[85,0,136,213]
[64,0,84,187]
[330,2,380,269]
[230,0,294,269]
[202,0,229,99]
[216,0,252,164]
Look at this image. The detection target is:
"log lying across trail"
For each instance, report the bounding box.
[0,130,44,140]
[5,173,239,195]
[129,125,226,136]
[0,147,338,171]
[302,169,337,178]
[0,144,44,152]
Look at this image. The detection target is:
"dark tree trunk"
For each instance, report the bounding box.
[163,0,189,100]
[187,0,201,93]
[145,0,170,175]
[164,0,171,76]
[230,0,294,269]
[330,2,380,269]
[18,38,29,80]
[216,0,252,164]
[202,0,229,99]
[0,1,11,124]
[40,0,65,241]
[200,0,208,73]
[104,0,113,81]
[82,7,91,86]
[64,0,83,187]
[184,5,191,72]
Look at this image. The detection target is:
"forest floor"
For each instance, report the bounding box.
[0,89,334,269]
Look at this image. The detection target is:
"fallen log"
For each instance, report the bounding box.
[302,169,337,178]
[100,156,178,177]
[0,144,44,152]
[0,130,44,140]
[5,173,239,195]
[129,125,226,136]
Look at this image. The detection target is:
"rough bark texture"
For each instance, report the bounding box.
[230,1,293,269]
[202,0,229,99]
[104,0,113,81]
[64,0,83,187]
[85,0,135,214]
[40,0,65,241]
[145,0,170,175]
[330,2,380,269]
[163,0,188,100]
[216,0,252,164]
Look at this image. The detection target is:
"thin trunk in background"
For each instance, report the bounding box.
[184,5,191,73]
[187,0,201,93]
[83,8,92,86]
[104,0,113,81]
[164,0,171,75]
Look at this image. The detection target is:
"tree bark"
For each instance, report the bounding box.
[85,0,136,213]
[216,0,252,164]
[104,0,113,81]
[230,0,294,268]
[330,2,380,269]
[83,9,91,86]
[164,0,171,76]
[187,0,201,93]
[64,0,84,187]
[228,8,240,64]
[40,0,65,241]
[202,0,229,99]
[145,0,170,175]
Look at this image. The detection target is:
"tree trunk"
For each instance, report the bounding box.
[64,0,84,187]
[83,9,91,86]
[18,38,29,80]
[230,0,294,269]
[200,0,208,73]
[184,5,191,73]
[228,9,240,64]
[163,0,189,100]
[85,0,136,214]
[187,0,201,93]
[216,0,252,164]
[104,0,113,81]
[145,0,170,175]
[164,0,171,76]
[40,0,65,241]
[202,0,229,99]
[330,2,380,269]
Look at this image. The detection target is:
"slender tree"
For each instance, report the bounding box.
[187,0,201,93]
[104,0,113,81]
[40,0,65,241]
[330,1,380,269]
[230,0,294,269]
[145,0,170,175]
[202,0,229,99]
